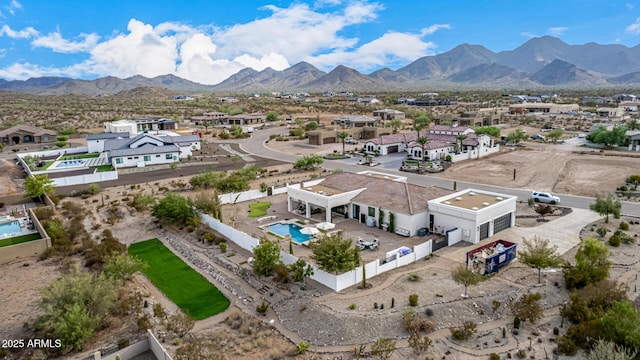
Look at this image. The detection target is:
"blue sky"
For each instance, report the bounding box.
[1,0,640,84]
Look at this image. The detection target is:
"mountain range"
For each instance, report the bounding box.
[3,36,640,95]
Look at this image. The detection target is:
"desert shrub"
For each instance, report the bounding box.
[403,310,435,336]
[425,308,434,317]
[408,334,432,355]
[297,340,309,354]
[409,294,419,306]
[619,221,629,230]
[407,273,421,282]
[489,353,500,360]
[165,311,195,337]
[256,302,269,316]
[609,234,621,247]
[137,314,152,331]
[596,226,608,238]
[555,336,578,356]
[349,303,356,310]
[118,338,130,349]
[153,303,166,319]
[450,321,477,341]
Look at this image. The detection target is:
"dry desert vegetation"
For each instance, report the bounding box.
[1,91,640,360]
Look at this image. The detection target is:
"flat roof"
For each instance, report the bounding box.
[302,184,344,196]
[357,171,406,182]
[437,190,510,211]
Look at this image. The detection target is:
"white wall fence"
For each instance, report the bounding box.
[93,330,172,360]
[200,212,433,292]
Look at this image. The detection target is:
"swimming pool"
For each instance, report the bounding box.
[0,220,21,237]
[55,159,87,168]
[269,223,311,244]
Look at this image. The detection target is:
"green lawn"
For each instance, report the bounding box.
[0,233,42,248]
[248,201,271,218]
[60,153,100,160]
[128,239,229,320]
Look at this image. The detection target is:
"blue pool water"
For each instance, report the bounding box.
[269,223,311,244]
[56,159,87,168]
[0,221,21,237]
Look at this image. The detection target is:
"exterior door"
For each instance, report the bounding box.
[493,213,512,234]
[479,222,490,240]
[352,204,360,220]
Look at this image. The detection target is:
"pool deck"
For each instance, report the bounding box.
[227,194,441,264]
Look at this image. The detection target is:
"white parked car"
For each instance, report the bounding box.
[531,191,561,204]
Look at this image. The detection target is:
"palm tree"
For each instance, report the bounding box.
[337,131,349,155]
[628,119,639,130]
[456,134,467,153]
[416,136,429,172]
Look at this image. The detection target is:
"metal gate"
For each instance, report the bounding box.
[493,213,512,234]
[479,222,490,240]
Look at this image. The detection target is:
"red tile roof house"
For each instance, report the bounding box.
[362,125,500,161]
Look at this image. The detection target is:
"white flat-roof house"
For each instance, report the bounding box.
[104,118,177,135]
[428,189,517,244]
[286,173,516,243]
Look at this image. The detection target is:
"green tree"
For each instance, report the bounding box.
[455,134,467,153]
[590,193,621,223]
[413,114,431,135]
[600,301,640,353]
[310,231,361,274]
[102,253,147,284]
[337,131,349,155]
[627,119,639,131]
[416,136,429,172]
[191,190,222,220]
[518,236,564,283]
[229,124,243,137]
[587,126,627,147]
[565,280,628,324]
[547,129,564,143]
[474,126,501,137]
[151,192,197,225]
[505,128,528,144]
[586,339,637,360]
[24,174,55,202]
[564,237,612,289]
[252,237,281,276]
[510,292,543,324]
[451,264,483,297]
[266,111,279,121]
[370,337,396,360]
[293,154,324,170]
[87,183,101,195]
[387,119,402,133]
[36,265,118,351]
[289,259,314,282]
[305,121,318,131]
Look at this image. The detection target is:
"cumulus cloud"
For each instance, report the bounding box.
[548,27,567,36]
[0,24,37,38]
[31,31,99,53]
[0,0,447,84]
[626,17,640,35]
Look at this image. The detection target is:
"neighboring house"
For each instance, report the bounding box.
[104,118,177,135]
[307,126,391,145]
[508,103,579,114]
[626,130,640,151]
[286,172,516,242]
[191,112,228,126]
[346,97,380,104]
[98,132,201,168]
[511,95,541,103]
[225,113,266,125]
[595,107,625,118]
[362,125,499,161]
[372,109,405,121]
[0,125,57,145]
[86,132,131,153]
[620,101,639,112]
[333,115,379,128]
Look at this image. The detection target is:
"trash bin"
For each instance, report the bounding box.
[417,228,427,237]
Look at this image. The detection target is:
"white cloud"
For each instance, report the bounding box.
[0,24,37,38]
[626,17,640,35]
[420,24,451,36]
[521,32,538,38]
[548,27,567,36]
[6,0,21,15]
[0,1,448,84]
[31,31,99,53]
[626,3,634,10]
[308,31,437,71]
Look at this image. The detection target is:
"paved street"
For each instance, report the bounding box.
[239,127,640,216]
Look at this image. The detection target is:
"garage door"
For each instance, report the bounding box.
[479,222,490,240]
[493,213,512,234]
[387,145,399,153]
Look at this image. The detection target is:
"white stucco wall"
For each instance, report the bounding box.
[113,152,178,168]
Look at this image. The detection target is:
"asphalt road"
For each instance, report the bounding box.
[240,127,640,216]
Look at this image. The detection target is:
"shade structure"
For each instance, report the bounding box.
[300,227,321,235]
[316,222,336,230]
